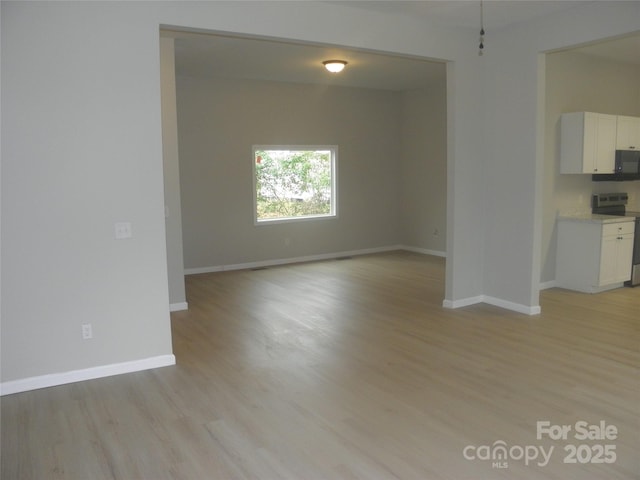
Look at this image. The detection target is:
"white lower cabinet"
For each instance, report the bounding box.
[598,223,634,286]
[556,218,635,293]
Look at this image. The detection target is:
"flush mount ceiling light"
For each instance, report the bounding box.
[323,60,347,73]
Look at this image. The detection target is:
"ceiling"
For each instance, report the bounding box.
[173,33,446,91]
[566,34,640,66]
[170,1,639,92]
[329,1,591,29]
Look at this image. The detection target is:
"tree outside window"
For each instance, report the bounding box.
[253,147,337,223]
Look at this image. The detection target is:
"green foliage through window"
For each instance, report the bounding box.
[254,147,336,222]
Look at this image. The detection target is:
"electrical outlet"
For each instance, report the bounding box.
[433,228,439,236]
[81,323,93,340]
[114,222,132,239]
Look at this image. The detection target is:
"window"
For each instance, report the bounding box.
[253,146,337,224]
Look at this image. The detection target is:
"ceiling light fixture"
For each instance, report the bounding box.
[323,60,347,73]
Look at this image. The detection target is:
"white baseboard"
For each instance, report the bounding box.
[0,354,176,396]
[184,245,446,275]
[483,295,541,315]
[170,302,188,312]
[184,265,225,275]
[442,295,485,309]
[184,245,404,275]
[443,295,541,316]
[539,280,557,290]
[399,245,446,257]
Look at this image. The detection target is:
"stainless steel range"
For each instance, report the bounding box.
[592,192,640,286]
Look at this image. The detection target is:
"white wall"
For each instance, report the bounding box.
[2,0,638,389]
[541,51,640,284]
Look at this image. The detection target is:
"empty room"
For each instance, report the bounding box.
[2,1,639,479]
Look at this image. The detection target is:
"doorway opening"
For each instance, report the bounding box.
[160,29,449,308]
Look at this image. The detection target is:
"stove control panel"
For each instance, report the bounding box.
[592,192,628,208]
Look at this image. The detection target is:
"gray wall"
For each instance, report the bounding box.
[2,2,175,384]
[176,75,447,270]
[542,51,640,284]
[160,37,187,307]
[470,4,638,312]
[400,85,447,253]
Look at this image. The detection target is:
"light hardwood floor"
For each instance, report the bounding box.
[2,251,639,479]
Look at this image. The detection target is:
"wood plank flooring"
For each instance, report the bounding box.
[2,251,639,479]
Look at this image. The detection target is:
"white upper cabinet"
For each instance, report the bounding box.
[616,115,640,150]
[560,112,617,174]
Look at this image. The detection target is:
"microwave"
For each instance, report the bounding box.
[615,150,640,174]
[593,150,640,181]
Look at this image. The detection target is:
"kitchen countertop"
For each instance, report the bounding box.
[558,213,636,224]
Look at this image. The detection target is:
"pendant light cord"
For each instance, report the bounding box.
[479,0,485,56]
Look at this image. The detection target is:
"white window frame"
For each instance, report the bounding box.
[252,145,338,225]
